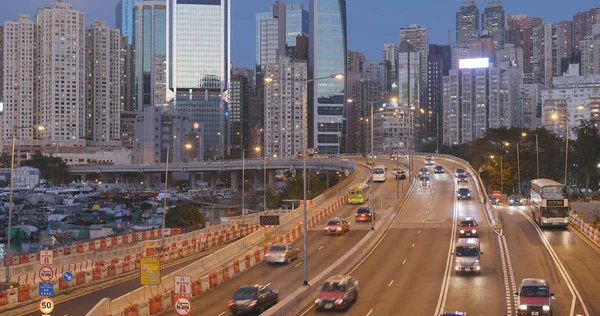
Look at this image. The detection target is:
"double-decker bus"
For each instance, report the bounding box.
[529,179,569,228]
[372,165,387,182]
[347,183,370,204]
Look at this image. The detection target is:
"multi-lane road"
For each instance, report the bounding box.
[160,159,409,316]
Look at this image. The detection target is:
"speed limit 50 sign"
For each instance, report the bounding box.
[39,297,55,314]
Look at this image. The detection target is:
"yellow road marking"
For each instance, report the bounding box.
[568,226,600,254]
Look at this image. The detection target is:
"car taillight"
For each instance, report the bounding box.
[248,300,258,306]
[228,300,234,306]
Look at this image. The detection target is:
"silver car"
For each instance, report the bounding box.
[454,238,482,274]
[266,243,299,264]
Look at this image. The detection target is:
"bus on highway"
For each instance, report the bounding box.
[372,165,387,182]
[529,179,569,228]
[347,183,370,204]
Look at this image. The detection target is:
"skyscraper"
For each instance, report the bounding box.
[506,14,543,82]
[166,0,230,159]
[309,0,347,154]
[133,0,166,109]
[397,41,420,106]
[229,69,252,159]
[2,15,38,142]
[36,2,87,146]
[115,0,141,44]
[383,42,399,86]
[85,21,122,147]
[427,44,446,141]
[573,8,600,52]
[456,1,479,44]
[481,1,505,50]
[400,24,429,94]
[554,21,573,75]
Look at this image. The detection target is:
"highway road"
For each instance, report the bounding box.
[19,162,374,316]
[500,203,598,316]
[299,157,508,316]
[159,159,410,316]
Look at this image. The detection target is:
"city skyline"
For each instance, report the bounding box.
[0,0,597,70]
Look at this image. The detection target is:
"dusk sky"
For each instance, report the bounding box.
[0,0,597,70]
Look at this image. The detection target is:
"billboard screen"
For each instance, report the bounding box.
[458,58,490,69]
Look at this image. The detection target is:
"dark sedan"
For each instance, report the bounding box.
[457,188,472,200]
[229,285,278,315]
[509,195,523,206]
[434,165,444,173]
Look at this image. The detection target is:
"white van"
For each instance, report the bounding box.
[453,238,482,274]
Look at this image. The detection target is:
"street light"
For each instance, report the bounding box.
[521,132,540,179]
[551,113,569,186]
[6,124,45,283]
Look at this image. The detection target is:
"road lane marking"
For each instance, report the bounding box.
[434,173,459,315]
[520,211,590,316]
[568,226,600,254]
[366,309,374,316]
[265,283,271,287]
[318,245,324,250]
[294,261,303,267]
[217,312,225,316]
[418,230,421,234]
[388,280,394,287]
[501,235,518,313]
[498,235,516,315]
[402,259,406,265]
[412,243,415,248]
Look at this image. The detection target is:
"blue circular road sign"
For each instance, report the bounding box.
[63,271,73,283]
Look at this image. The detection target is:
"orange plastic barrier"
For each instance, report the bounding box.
[148,296,162,314]
[124,304,139,316]
[112,236,118,246]
[278,236,284,243]
[76,242,84,253]
[286,232,291,243]
[203,239,209,249]
[142,231,147,240]
[111,257,119,265]
[19,255,29,264]
[76,271,86,285]
[17,284,30,302]
[89,241,96,251]
[292,227,297,239]
[192,278,202,296]
[0,290,7,306]
[123,262,130,273]
[108,264,116,277]
[59,277,69,290]
[93,267,102,281]
[233,259,240,274]
[63,246,71,255]
[222,266,229,281]
[182,240,189,247]
[177,248,183,258]
[100,239,107,249]
[254,250,260,263]
[263,244,268,254]
[209,272,217,288]
[135,259,141,270]
[244,255,251,268]
[171,228,181,235]
[146,248,156,256]
[122,234,129,244]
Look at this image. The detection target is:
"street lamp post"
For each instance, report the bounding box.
[370,103,375,231]
[522,132,539,179]
[161,145,170,251]
[266,73,344,286]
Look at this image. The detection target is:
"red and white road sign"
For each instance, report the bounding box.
[174,275,191,295]
[40,250,53,265]
[174,296,192,315]
[39,266,54,282]
[39,297,55,314]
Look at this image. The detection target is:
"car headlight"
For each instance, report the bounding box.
[472,229,476,233]
[467,193,471,196]
[315,298,321,304]
[335,299,344,305]
[336,227,341,231]
[564,218,569,223]
[460,230,465,234]
[520,304,528,311]
[543,305,550,311]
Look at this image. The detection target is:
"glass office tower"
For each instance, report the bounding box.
[309,0,348,154]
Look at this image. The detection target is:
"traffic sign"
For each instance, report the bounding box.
[63,271,73,283]
[174,275,191,295]
[40,250,53,265]
[140,257,161,285]
[39,283,54,297]
[39,297,55,314]
[39,266,54,282]
[173,296,192,315]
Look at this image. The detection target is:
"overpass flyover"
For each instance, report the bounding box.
[69,158,353,190]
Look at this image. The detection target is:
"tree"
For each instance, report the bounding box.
[0,153,11,168]
[21,152,71,184]
[571,120,600,194]
[165,203,206,228]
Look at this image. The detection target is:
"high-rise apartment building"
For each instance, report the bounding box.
[456,1,480,44]
[85,21,122,147]
[579,25,600,75]
[383,42,399,86]
[264,58,307,158]
[496,43,524,69]
[520,83,544,130]
[115,0,141,44]
[2,15,38,143]
[346,50,365,153]
[133,0,166,109]
[166,0,230,159]
[573,8,600,52]
[349,79,379,154]
[427,44,446,141]
[554,21,573,75]
[362,60,390,92]
[400,24,429,92]
[489,62,523,129]
[309,0,347,154]
[36,2,86,146]
[506,14,543,83]
[229,70,252,159]
[120,36,135,113]
[481,1,505,50]
[533,23,554,87]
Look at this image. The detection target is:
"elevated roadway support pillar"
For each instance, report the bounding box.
[231,171,239,192]
[143,173,152,189]
[189,172,197,190]
[253,170,261,189]
[210,172,218,191]
[267,170,276,190]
